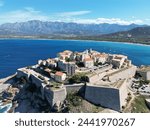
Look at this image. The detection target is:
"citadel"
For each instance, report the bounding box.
[1,49,150,113]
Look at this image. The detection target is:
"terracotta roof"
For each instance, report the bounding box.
[95,54,107,58]
[84,58,93,62]
[55,71,65,76]
[59,50,72,56]
[63,50,72,53]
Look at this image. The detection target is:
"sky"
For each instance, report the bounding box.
[0,0,150,25]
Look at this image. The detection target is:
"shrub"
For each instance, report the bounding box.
[69,73,87,84]
[67,92,82,107]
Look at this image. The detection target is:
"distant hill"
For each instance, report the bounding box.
[103,26,150,38]
[71,26,150,45]
[0,20,142,37]
[99,26,150,44]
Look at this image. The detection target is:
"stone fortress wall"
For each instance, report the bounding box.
[85,80,128,112]
[16,68,67,109]
[85,84,121,111]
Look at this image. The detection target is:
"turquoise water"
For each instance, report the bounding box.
[0,103,12,113]
[0,39,150,78]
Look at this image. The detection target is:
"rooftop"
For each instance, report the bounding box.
[59,50,72,55]
[95,54,107,58]
[84,58,93,62]
[55,71,65,76]
[88,79,126,89]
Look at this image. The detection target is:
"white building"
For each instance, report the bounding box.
[93,54,108,64]
[46,58,57,68]
[57,60,76,76]
[84,58,94,68]
[57,50,72,60]
[55,71,66,82]
[111,55,128,68]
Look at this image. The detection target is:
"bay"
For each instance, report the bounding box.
[0,39,150,78]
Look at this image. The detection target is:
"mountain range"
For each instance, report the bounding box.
[0,20,143,36]
[0,20,149,45]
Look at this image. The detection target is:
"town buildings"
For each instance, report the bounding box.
[16,49,137,112]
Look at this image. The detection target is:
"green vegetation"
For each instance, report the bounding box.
[65,92,104,113]
[131,96,150,113]
[26,83,37,93]
[65,57,72,62]
[139,80,150,87]
[67,92,83,107]
[94,61,103,66]
[0,95,3,100]
[38,75,45,80]
[134,80,150,87]
[26,66,32,69]
[47,81,62,89]
[51,82,61,88]
[69,73,88,84]
[76,62,84,67]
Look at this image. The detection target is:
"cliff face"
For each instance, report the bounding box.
[13,81,67,113]
[0,75,67,113]
[14,83,47,113]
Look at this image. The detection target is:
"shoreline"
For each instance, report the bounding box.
[0,37,150,47]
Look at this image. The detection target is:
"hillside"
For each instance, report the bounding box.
[70,26,150,45]
[100,26,150,44]
[0,20,141,37]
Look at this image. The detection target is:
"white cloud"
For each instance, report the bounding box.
[145,18,150,21]
[0,7,50,24]
[0,0,4,7]
[0,8,144,25]
[24,7,40,13]
[70,18,143,25]
[57,11,91,17]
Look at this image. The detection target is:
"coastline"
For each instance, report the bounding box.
[0,37,150,47]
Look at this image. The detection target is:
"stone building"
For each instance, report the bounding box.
[85,79,128,111]
[57,50,72,60]
[93,53,108,64]
[57,60,76,76]
[55,71,66,82]
[84,58,94,68]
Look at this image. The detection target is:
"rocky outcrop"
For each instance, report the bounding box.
[13,82,67,113]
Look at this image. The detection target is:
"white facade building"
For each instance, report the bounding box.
[55,71,66,82]
[84,58,94,68]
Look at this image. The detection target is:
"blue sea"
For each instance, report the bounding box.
[0,39,150,78]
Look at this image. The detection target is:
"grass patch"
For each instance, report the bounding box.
[67,92,83,107]
[65,91,104,113]
[131,96,150,113]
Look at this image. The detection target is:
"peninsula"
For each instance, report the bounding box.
[0,49,150,113]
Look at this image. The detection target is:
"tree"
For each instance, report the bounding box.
[69,73,87,84]
[65,57,71,62]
